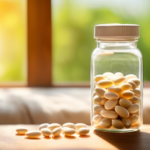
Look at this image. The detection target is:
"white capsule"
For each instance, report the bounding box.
[93,95,107,105]
[62,123,75,129]
[41,128,51,137]
[47,123,61,131]
[63,128,76,136]
[94,104,104,114]
[16,127,28,135]
[93,114,103,124]
[77,127,90,136]
[125,74,137,80]
[94,75,105,82]
[104,92,119,100]
[52,127,62,137]
[115,72,124,77]
[39,123,49,130]
[75,123,88,130]
[103,72,114,79]
[25,130,41,139]
[95,87,106,97]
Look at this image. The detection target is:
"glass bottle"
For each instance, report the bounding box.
[91,24,143,133]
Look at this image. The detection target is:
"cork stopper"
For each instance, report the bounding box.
[94,24,140,41]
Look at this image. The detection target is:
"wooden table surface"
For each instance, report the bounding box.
[0,125,150,150]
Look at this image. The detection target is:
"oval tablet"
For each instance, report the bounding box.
[94,75,105,82]
[93,114,103,124]
[93,96,107,105]
[41,128,51,137]
[47,123,61,131]
[128,103,140,114]
[119,98,132,108]
[129,78,140,87]
[95,87,106,97]
[104,92,119,100]
[120,83,132,91]
[107,86,122,97]
[112,119,124,129]
[113,77,126,86]
[52,127,62,137]
[99,118,112,128]
[129,114,139,124]
[94,104,104,113]
[131,89,141,97]
[122,118,131,128]
[115,72,124,77]
[129,96,140,103]
[103,72,114,79]
[128,81,136,90]
[16,128,28,135]
[97,80,113,88]
[77,127,90,136]
[115,105,129,118]
[125,74,137,80]
[26,130,41,139]
[121,90,134,99]
[63,128,75,136]
[62,123,75,129]
[104,100,118,110]
[75,123,88,130]
[39,123,49,130]
[101,110,118,119]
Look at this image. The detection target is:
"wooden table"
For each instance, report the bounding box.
[0,125,150,150]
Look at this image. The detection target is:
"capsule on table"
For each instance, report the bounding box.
[51,127,62,137]
[25,131,41,139]
[39,123,49,130]
[77,127,90,136]
[47,123,61,131]
[63,128,76,136]
[16,128,28,135]
[62,123,75,129]
[41,128,51,137]
[75,123,88,130]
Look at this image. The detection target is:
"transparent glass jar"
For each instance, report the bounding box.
[91,24,143,133]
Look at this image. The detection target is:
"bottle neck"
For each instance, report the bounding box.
[97,40,137,49]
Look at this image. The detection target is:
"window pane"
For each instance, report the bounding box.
[52,0,150,83]
[0,0,26,83]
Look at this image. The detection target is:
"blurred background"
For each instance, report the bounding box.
[0,0,150,84]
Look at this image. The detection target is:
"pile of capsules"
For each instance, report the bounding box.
[16,123,90,138]
[92,72,141,129]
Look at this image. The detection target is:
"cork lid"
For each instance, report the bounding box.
[94,24,140,41]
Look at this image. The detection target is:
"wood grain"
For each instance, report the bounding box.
[27,0,52,87]
[0,125,150,150]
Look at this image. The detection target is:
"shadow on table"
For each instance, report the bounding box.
[94,130,150,150]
